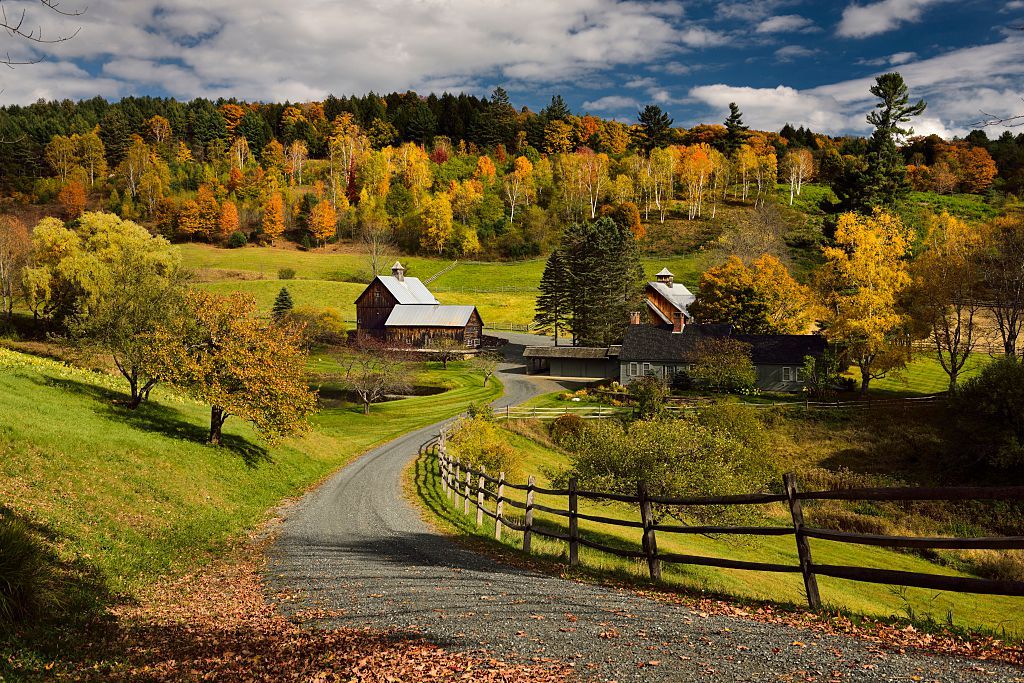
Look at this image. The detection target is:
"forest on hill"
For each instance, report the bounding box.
[0,80,1021,262]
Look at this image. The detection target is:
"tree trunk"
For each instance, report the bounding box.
[363,400,371,415]
[859,370,871,397]
[209,405,227,445]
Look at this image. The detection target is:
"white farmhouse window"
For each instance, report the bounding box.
[642,363,653,376]
[782,367,793,382]
[629,362,639,377]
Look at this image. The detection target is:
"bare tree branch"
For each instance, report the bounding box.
[0,0,84,67]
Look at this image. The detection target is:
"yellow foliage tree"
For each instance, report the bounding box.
[818,210,913,394]
[420,192,454,255]
[309,199,337,246]
[261,192,286,242]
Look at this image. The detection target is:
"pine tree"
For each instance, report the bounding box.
[534,248,571,345]
[633,105,674,154]
[542,95,571,121]
[863,72,927,208]
[723,102,749,155]
[272,287,294,321]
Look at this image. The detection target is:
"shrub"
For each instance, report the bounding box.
[278,267,297,280]
[955,357,1024,469]
[282,306,347,348]
[549,413,585,445]
[630,375,668,419]
[227,231,248,248]
[0,515,54,630]
[447,416,521,484]
[688,337,756,393]
[466,401,495,421]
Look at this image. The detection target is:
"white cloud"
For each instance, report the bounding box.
[837,0,948,39]
[688,35,1024,136]
[1006,0,1024,9]
[0,0,702,104]
[582,95,640,111]
[756,15,816,33]
[662,61,693,75]
[775,45,819,62]
[858,51,918,66]
[625,76,659,89]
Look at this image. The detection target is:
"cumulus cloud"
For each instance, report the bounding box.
[688,35,1024,135]
[756,15,817,33]
[0,0,702,104]
[838,0,948,39]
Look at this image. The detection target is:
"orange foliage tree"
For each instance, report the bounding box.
[219,201,240,241]
[309,199,337,246]
[261,192,286,242]
[176,200,202,241]
[196,185,220,239]
[152,290,316,445]
[58,181,87,219]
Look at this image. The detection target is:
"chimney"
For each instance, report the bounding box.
[391,261,406,282]
[656,268,674,288]
[629,311,642,325]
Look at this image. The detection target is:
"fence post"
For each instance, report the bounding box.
[463,469,471,515]
[438,445,447,499]
[638,482,661,581]
[477,466,486,528]
[453,459,460,503]
[784,472,821,611]
[568,477,579,566]
[495,471,505,541]
[524,475,535,554]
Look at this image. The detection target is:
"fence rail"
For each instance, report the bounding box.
[422,433,1024,610]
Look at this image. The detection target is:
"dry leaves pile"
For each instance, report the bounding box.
[632,589,1024,668]
[59,549,570,682]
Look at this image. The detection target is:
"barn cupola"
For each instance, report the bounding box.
[391,261,406,282]
[656,268,674,287]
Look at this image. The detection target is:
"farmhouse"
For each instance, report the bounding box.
[619,324,826,392]
[355,262,484,348]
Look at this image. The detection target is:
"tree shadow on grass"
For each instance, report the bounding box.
[35,376,271,468]
[0,506,121,681]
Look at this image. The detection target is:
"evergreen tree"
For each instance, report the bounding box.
[723,102,749,155]
[542,95,571,121]
[534,248,571,345]
[535,217,644,346]
[863,72,926,207]
[633,105,674,154]
[272,286,294,321]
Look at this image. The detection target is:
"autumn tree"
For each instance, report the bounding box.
[420,192,454,255]
[783,149,814,205]
[152,290,316,444]
[286,140,308,185]
[218,200,240,241]
[340,339,411,415]
[975,212,1024,358]
[58,181,86,219]
[45,134,78,183]
[176,200,202,241]
[691,255,814,334]
[358,191,393,276]
[261,192,286,242]
[817,210,914,395]
[309,199,337,246]
[908,212,983,391]
[79,129,107,187]
[471,350,502,386]
[429,336,462,369]
[147,115,172,147]
[503,155,534,223]
[68,213,189,408]
[0,217,30,319]
[196,185,220,239]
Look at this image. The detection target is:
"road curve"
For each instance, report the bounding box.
[267,334,1023,682]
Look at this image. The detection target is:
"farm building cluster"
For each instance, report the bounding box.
[524,267,825,393]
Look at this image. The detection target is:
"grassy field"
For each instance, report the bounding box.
[863,352,994,395]
[416,422,1024,638]
[0,348,498,604]
[180,243,710,328]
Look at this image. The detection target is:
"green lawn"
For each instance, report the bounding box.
[418,424,1024,638]
[180,243,710,328]
[865,353,994,396]
[0,349,499,601]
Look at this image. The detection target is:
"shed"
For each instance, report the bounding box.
[523,346,621,380]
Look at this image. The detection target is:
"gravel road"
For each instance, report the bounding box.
[267,333,1024,682]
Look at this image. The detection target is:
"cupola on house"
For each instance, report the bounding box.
[354,262,483,348]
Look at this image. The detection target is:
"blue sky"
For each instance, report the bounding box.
[4,0,1024,137]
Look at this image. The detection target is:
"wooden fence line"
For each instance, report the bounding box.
[422,435,1024,610]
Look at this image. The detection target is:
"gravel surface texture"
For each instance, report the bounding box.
[267,333,1024,682]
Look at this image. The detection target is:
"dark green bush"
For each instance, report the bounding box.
[0,515,53,630]
[226,231,248,248]
[955,357,1024,469]
[277,267,297,280]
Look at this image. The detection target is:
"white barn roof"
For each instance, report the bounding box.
[385,304,477,327]
[647,280,695,314]
[374,275,439,305]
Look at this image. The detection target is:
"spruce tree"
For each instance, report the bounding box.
[534,248,571,345]
[633,105,674,154]
[272,287,294,321]
[542,95,571,121]
[863,72,926,207]
[723,102,749,155]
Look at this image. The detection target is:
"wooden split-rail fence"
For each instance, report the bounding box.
[422,433,1024,610]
